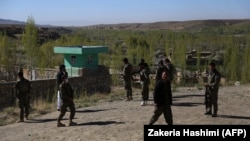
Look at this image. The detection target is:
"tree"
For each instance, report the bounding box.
[0,32,18,81]
[223,35,241,82]
[241,34,250,83]
[22,16,39,77]
[0,32,11,66]
[127,36,138,65]
[170,32,186,85]
[229,44,240,81]
[39,40,56,68]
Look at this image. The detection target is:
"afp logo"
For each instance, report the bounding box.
[222,129,246,138]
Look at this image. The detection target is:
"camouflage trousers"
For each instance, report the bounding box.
[141,82,149,101]
[149,105,173,125]
[124,81,132,98]
[18,96,30,120]
[58,100,75,122]
[207,90,218,114]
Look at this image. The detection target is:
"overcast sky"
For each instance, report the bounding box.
[1,0,249,26]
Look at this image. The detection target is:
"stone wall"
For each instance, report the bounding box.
[0,66,21,82]
[0,65,111,110]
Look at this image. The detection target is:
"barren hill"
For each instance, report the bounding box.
[1,18,249,30]
[84,19,250,30]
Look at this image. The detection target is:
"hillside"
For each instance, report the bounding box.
[83,19,250,30]
[1,18,250,30]
[0,19,249,41]
[0,19,26,25]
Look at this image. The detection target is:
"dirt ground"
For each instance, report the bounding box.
[0,84,250,141]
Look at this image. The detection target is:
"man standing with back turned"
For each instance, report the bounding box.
[122,57,133,101]
[15,71,31,122]
[139,62,150,106]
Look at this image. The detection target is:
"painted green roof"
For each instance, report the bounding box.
[54,46,108,54]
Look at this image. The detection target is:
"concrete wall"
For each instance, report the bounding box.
[0,65,111,110]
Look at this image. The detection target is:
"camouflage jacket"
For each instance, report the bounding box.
[122,63,133,82]
[60,82,74,102]
[15,78,31,98]
[155,66,166,82]
[165,63,176,82]
[208,69,221,90]
[56,71,68,90]
[140,68,150,84]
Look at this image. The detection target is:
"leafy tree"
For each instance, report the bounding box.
[241,34,250,83]
[22,16,39,73]
[127,36,138,65]
[39,41,56,68]
[229,44,240,81]
[0,32,11,66]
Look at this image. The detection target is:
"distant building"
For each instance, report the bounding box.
[54,46,108,76]
[185,49,222,65]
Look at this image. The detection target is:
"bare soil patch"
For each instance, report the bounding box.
[0,85,250,141]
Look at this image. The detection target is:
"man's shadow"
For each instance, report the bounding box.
[172,102,204,107]
[25,108,117,123]
[170,93,205,107]
[218,114,250,120]
[77,121,125,126]
[173,94,204,99]
[26,118,69,123]
[75,108,115,113]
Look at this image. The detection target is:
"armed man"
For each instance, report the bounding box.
[122,57,133,101]
[204,62,221,117]
[56,64,68,111]
[15,71,31,122]
[139,62,150,106]
[57,74,77,127]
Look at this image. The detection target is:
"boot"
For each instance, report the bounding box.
[16,119,24,123]
[141,101,146,106]
[57,122,66,127]
[25,115,29,120]
[69,121,77,126]
[204,111,212,115]
[125,97,130,101]
[129,96,133,100]
[212,113,217,117]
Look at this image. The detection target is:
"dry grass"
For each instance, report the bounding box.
[0,107,19,126]
[0,86,126,126]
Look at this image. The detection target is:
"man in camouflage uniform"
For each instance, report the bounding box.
[56,64,68,111]
[139,62,150,106]
[204,62,221,117]
[155,60,166,84]
[149,71,173,125]
[164,58,176,105]
[164,58,176,83]
[204,85,211,114]
[122,57,133,101]
[57,75,77,127]
[15,71,31,122]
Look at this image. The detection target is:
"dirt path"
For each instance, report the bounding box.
[0,85,250,141]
